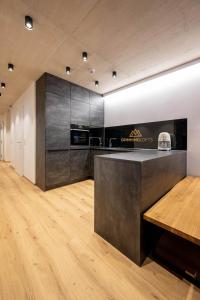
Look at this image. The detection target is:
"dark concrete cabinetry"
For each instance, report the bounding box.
[71,83,90,103]
[89,91,104,128]
[70,84,104,128]
[46,91,70,150]
[46,150,70,189]
[70,99,90,126]
[36,73,71,190]
[70,150,90,181]
[36,73,104,191]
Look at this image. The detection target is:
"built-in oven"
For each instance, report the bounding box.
[70,124,89,146]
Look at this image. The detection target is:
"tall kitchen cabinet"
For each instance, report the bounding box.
[36,73,71,191]
[36,73,104,191]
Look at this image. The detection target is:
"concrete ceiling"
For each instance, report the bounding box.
[1,0,200,114]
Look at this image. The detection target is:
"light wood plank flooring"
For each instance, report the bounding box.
[0,162,199,300]
[144,176,200,246]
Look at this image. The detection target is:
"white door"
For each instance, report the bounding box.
[0,122,3,160]
[15,103,24,176]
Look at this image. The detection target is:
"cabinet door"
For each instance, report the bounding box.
[45,92,70,149]
[90,105,104,127]
[89,91,103,106]
[46,73,70,98]
[46,150,70,189]
[71,83,89,103]
[71,99,90,126]
[70,150,90,181]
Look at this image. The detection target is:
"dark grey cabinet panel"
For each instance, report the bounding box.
[46,127,70,150]
[71,99,90,126]
[46,150,70,188]
[45,92,70,150]
[70,150,90,181]
[89,91,103,106]
[90,105,104,127]
[46,73,70,98]
[71,83,89,103]
[46,92,70,128]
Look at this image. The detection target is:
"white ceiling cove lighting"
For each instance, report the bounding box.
[105,61,200,99]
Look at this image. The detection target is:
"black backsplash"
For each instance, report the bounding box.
[104,119,187,150]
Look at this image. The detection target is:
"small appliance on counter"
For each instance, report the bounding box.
[158,132,171,151]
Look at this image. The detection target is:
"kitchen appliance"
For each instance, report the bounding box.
[70,124,89,146]
[158,132,171,151]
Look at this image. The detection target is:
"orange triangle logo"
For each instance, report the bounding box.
[129,129,142,138]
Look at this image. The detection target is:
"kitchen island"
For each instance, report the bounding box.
[94,149,186,266]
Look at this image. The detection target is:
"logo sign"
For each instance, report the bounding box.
[121,128,153,143]
[129,129,142,138]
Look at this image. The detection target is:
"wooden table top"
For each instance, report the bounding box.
[144,176,200,246]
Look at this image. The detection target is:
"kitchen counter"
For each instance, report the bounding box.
[94,149,187,266]
[95,149,185,162]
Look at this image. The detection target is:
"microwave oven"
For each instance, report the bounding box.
[70,124,89,146]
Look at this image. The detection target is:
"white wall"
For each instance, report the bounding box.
[10,83,36,183]
[0,111,11,161]
[104,62,200,176]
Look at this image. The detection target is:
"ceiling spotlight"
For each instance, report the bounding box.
[112,71,117,78]
[25,15,33,30]
[1,82,6,89]
[82,51,88,62]
[66,66,71,75]
[95,80,99,87]
[8,63,14,71]
[0,93,1,96]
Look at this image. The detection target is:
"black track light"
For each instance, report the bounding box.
[95,80,99,87]
[112,71,117,78]
[1,82,6,89]
[82,51,88,62]
[25,15,33,30]
[66,66,71,75]
[8,63,14,71]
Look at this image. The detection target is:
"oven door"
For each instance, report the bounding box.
[70,129,89,146]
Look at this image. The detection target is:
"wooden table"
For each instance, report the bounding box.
[144,176,200,246]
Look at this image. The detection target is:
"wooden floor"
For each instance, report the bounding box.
[0,162,199,300]
[144,176,200,246]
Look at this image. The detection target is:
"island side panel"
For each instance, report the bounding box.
[94,156,142,265]
[141,151,187,212]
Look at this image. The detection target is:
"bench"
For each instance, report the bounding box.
[144,176,200,246]
[143,176,200,285]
